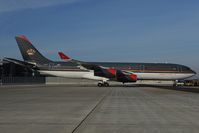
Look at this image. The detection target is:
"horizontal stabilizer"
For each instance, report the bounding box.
[3,58,36,69]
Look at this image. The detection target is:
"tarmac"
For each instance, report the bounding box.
[0,85,199,133]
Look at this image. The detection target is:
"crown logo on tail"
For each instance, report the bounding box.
[26,49,35,56]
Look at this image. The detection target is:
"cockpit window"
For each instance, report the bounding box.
[182,66,190,71]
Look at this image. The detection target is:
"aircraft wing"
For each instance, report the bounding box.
[58,52,137,82]
[58,52,103,70]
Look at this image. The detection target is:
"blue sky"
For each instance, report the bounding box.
[0,0,199,77]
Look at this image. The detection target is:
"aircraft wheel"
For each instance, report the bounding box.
[104,82,109,87]
[98,83,103,87]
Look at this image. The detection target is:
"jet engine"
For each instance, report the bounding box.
[94,67,116,79]
[116,70,137,83]
[94,67,137,83]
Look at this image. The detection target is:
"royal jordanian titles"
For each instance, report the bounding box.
[4,35,196,87]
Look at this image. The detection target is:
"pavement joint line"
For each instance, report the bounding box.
[71,87,112,133]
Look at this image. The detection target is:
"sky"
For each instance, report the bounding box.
[0,0,199,78]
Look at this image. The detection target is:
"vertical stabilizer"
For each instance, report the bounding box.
[15,35,52,64]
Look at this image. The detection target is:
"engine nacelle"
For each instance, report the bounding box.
[116,70,137,83]
[94,67,116,79]
[94,67,137,83]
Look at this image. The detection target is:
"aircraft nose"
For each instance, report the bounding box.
[191,69,197,75]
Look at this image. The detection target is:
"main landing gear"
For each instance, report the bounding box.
[97,82,109,87]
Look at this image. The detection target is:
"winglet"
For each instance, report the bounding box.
[58,52,71,60]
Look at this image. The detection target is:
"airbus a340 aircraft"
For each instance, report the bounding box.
[5,35,196,86]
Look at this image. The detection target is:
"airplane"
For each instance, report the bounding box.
[7,35,196,87]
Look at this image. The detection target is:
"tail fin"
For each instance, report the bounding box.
[15,35,52,64]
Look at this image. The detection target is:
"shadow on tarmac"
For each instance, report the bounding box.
[152,86,199,93]
[110,84,199,93]
[1,83,199,93]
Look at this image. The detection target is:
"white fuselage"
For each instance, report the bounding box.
[39,70,194,81]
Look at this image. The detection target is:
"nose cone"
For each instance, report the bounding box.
[189,69,197,78]
[191,70,197,75]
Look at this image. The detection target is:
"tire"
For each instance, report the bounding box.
[104,82,109,87]
[98,83,103,87]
